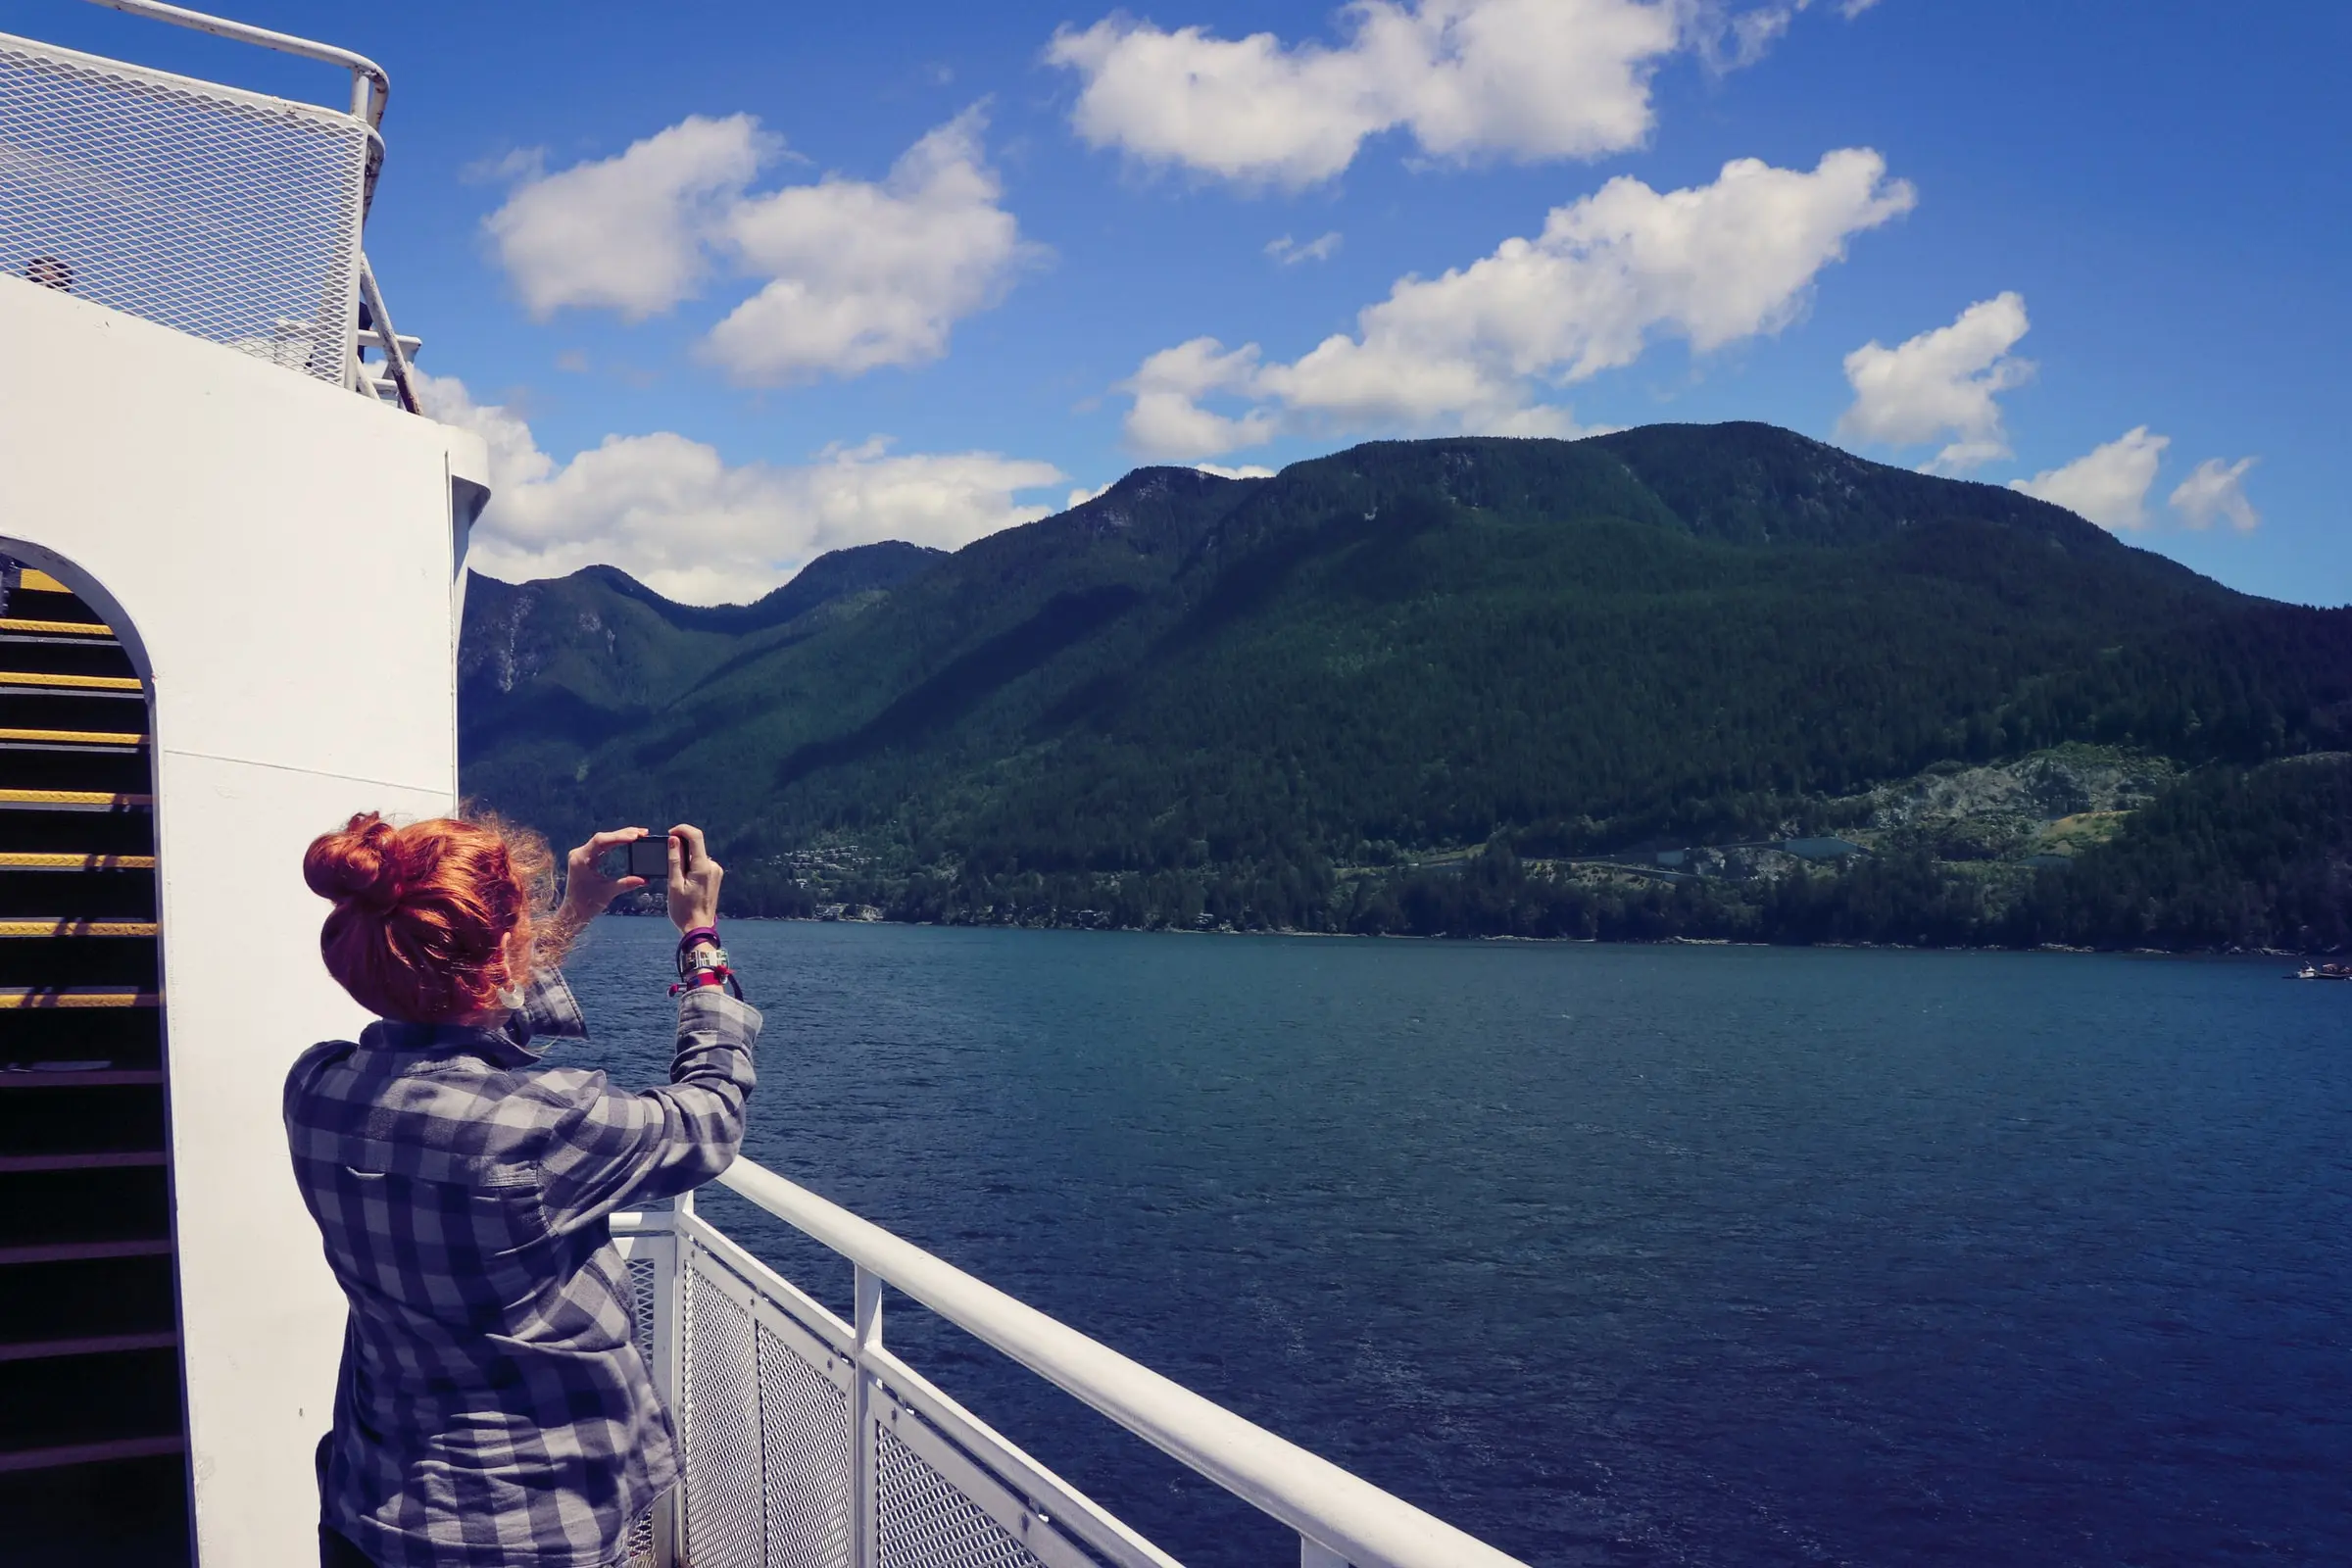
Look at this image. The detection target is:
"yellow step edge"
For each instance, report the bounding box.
[0,789,153,808]
[0,853,156,871]
[0,988,160,1009]
[0,670,141,692]
[0,727,146,746]
[17,569,72,594]
[0,911,159,940]
[0,618,115,637]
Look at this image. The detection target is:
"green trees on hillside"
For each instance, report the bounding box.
[459,425,2352,953]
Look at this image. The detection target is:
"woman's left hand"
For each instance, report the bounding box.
[558,827,652,925]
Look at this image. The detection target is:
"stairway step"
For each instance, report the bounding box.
[0,728,149,747]
[0,1435,183,1475]
[0,988,160,1008]
[0,1069,163,1089]
[0,1344,184,1454]
[0,728,147,748]
[0,1082,165,1156]
[0,813,153,856]
[0,920,157,937]
[0,1152,166,1175]
[0,1239,172,1265]
[0,937,155,988]
[0,639,137,683]
[0,1331,178,1366]
[1,591,107,631]
[0,619,116,639]
[0,1254,176,1345]
[0,1009,163,1075]
[0,855,155,871]
[0,789,151,810]
[0,671,141,693]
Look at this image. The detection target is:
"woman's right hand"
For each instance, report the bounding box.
[667,823,723,933]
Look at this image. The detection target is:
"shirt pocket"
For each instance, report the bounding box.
[464,1159,553,1256]
[327,1151,553,1312]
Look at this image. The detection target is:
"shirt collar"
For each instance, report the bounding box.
[363,967,589,1069]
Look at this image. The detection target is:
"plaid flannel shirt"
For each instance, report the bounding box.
[285,966,760,1568]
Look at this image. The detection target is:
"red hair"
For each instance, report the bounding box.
[304,811,568,1023]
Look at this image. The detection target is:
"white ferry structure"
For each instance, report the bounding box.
[0,7,1532,1565]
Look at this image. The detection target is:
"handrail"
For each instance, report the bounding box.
[715,1156,1530,1568]
[76,0,388,122]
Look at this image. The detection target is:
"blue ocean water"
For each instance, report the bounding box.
[564,921,2352,1566]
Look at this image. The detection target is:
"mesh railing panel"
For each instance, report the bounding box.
[683,1255,765,1568]
[623,1256,662,1568]
[759,1321,854,1568]
[876,1428,1052,1568]
[0,30,368,382]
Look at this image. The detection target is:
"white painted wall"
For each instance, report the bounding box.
[0,275,489,1567]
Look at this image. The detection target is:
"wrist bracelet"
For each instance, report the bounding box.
[669,963,743,1001]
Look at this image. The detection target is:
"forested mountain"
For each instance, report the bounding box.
[459,423,2352,952]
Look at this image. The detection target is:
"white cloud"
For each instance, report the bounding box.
[1124,338,1282,459]
[1121,148,1914,459]
[1267,231,1345,266]
[1048,0,1870,187]
[2008,426,2171,531]
[417,372,1064,604]
[484,115,770,320]
[1838,292,2034,471]
[482,110,1032,384]
[703,110,1038,384]
[2169,456,2260,531]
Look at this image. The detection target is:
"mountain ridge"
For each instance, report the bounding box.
[459,421,2352,951]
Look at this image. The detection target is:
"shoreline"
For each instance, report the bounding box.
[595,908,2327,961]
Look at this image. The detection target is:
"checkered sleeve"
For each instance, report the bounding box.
[534,987,761,1231]
[517,966,588,1041]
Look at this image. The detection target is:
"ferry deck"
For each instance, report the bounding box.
[0,5,1533,1565]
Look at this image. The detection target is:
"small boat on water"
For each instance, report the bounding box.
[2289,962,2352,980]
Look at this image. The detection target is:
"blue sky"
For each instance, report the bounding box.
[24,1,2346,604]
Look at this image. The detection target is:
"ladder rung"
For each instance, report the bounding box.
[0,728,147,747]
[0,790,152,809]
[0,671,141,692]
[0,1070,163,1088]
[0,1435,184,1475]
[0,919,158,937]
[0,855,156,872]
[0,1331,178,1366]
[0,988,160,1009]
[0,1238,171,1266]
[0,1152,165,1174]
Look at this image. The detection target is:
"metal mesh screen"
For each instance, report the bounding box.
[623,1256,662,1567]
[759,1322,854,1568]
[877,1428,1052,1568]
[0,30,369,382]
[683,1256,765,1568]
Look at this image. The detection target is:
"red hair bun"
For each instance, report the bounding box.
[304,810,564,1023]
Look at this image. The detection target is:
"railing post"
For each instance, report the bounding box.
[1300,1536,1349,1568]
[853,1263,883,1568]
[666,1191,694,1568]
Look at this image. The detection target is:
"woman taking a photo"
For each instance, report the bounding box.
[285,812,760,1568]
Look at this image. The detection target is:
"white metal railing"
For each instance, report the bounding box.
[612,1159,1529,1568]
[2,2,422,409]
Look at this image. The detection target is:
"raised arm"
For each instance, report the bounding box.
[534,823,761,1227]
